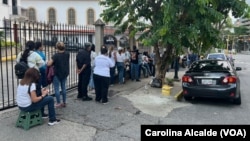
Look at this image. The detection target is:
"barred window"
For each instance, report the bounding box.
[48,8,56,24]
[28,8,36,21]
[68,8,75,25]
[87,9,94,25]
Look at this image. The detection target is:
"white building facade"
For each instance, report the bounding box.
[21,0,102,25]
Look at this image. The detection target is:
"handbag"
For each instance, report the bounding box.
[150,78,162,88]
[46,66,54,85]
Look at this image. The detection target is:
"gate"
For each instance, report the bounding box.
[0,19,95,111]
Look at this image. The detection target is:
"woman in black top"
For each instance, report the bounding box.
[47,42,70,108]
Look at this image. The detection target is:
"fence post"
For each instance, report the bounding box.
[94,19,105,54]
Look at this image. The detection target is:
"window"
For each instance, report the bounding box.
[87,9,94,25]
[48,8,56,24]
[28,8,36,21]
[68,8,75,25]
[3,0,8,4]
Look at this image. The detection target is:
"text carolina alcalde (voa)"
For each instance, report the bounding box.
[145,129,217,136]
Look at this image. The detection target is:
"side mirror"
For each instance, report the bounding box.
[236,67,242,71]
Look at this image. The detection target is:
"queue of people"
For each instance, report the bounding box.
[15,40,155,127]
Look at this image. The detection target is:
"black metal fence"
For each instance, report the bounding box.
[0,19,95,111]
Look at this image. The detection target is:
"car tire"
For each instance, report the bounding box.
[184,96,192,101]
[232,93,241,105]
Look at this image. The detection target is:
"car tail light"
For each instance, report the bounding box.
[182,76,193,83]
[222,76,237,84]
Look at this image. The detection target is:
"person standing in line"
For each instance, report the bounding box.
[150,50,156,77]
[35,41,47,88]
[130,45,140,82]
[93,45,115,104]
[47,42,70,108]
[16,68,60,126]
[16,40,45,71]
[16,40,46,117]
[116,47,127,84]
[88,44,97,93]
[123,47,131,82]
[35,41,48,117]
[76,42,92,101]
[108,45,117,86]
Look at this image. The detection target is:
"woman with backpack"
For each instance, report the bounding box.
[16,40,45,72]
[16,40,47,118]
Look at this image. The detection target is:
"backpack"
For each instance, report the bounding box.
[150,78,163,88]
[14,61,29,79]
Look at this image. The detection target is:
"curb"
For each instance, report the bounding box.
[174,90,183,101]
[1,55,16,61]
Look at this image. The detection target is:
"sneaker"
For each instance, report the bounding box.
[101,101,109,105]
[42,114,48,119]
[82,96,93,101]
[54,103,62,108]
[61,103,66,108]
[48,119,60,126]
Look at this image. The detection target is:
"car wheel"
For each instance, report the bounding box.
[184,96,192,101]
[233,93,241,105]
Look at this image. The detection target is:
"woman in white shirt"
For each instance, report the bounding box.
[16,40,45,71]
[16,68,60,126]
[93,45,115,104]
[116,47,126,84]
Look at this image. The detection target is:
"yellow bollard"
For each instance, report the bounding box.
[162,85,172,96]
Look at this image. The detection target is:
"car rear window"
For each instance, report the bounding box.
[189,60,232,71]
[207,54,226,60]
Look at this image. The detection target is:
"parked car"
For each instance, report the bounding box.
[206,53,235,67]
[64,42,84,52]
[206,53,227,60]
[181,59,242,105]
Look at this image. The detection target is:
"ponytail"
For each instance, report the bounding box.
[21,41,35,63]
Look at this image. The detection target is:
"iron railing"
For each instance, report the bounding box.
[0,19,95,111]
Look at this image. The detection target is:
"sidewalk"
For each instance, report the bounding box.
[0,68,186,141]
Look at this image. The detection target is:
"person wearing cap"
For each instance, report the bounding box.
[116,47,127,84]
[76,42,92,101]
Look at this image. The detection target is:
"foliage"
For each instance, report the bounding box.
[99,0,248,79]
[234,26,249,35]
[0,41,20,48]
[165,78,174,86]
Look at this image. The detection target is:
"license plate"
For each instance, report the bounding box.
[201,79,215,85]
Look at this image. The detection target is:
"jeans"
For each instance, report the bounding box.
[53,76,67,104]
[116,62,124,84]
[109,66,116,85]
[89,68,95,89]
[130,63,139,80]
[18,96,56,121]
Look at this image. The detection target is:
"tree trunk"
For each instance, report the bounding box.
[154,44,175,83]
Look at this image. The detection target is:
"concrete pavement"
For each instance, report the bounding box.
[0,68,186,141]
